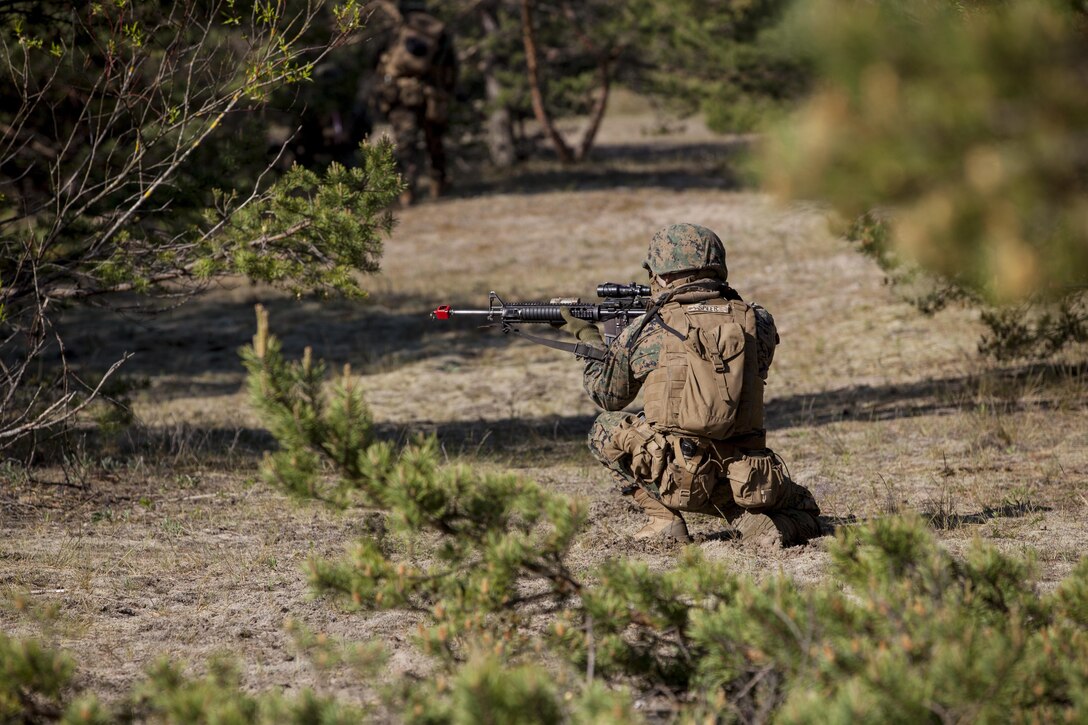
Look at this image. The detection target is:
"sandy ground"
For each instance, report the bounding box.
[3,112,1088,710]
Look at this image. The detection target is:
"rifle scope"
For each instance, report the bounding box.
[596,282,651,299]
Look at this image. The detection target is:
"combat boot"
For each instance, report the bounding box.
[632,488,691,542]
[771,507,828,544]
[733,511,784,548]
[734,507,826,549]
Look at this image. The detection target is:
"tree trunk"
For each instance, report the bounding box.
[520,0,575,163]
[560,0,614,162]
[575,56,611,162]
[480,2,516,168]
[520,0,616,164]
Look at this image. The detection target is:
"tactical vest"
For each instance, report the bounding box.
[641,298,765,442]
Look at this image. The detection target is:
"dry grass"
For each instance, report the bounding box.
[2,110,1087,705]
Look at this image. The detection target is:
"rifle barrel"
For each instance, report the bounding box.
[431,306,491,319]
[432,300,646,323]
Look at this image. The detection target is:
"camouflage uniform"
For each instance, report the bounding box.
[582,224,824,546]
[375,3,457,201]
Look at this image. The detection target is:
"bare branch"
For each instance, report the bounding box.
[0,353,132,442]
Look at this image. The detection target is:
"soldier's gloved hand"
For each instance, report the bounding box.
[559,307,603,346]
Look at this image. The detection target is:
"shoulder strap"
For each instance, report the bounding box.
[625,294,671,351]
[505,325,606,361]
[656,311,686,341]
[624,280,731,351]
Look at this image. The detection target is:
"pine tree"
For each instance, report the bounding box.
[241,311,1088,722]
[0,632,75,721]
[0,1,401,448]
[447,0,806,167]
[763,0,1088,305]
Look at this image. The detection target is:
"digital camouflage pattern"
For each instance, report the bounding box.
[752,302,778,379]
[583,315,665,413]
[583,225,824,546]
[642,223,728,278]
[589,410,641,489]
[375,9,457,200]
[584,297,774,486]
[388,104,448,196]
[582,300,776,413]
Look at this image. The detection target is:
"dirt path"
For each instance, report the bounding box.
[3,115,1087,706]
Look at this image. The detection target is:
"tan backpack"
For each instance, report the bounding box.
[383,13,446,79]
[642,300,758,440]
[602,297,771,512]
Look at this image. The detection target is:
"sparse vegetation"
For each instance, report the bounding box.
[764,0,1088,365]
[444,0,804,167]
[232,312,1088,721]
[1,0,1086,713]
[846,211,1088,361]
[0,0,400,451]
[3,161,1086,716]
[5,495,1088,721]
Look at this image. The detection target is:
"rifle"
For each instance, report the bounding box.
[431,282,650,358]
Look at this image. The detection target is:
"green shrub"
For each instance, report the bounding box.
[240,312,1088,722]
[126,659,362,724]
[0,632,75,721]
[847,211,1088,360]
[11,308,1087,722]
[764,0,1088,303]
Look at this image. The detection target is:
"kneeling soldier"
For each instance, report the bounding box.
[559,223,825,546]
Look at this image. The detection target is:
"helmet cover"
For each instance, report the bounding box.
[642,223,728,279]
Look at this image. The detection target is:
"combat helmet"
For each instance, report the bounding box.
[643,223,728,280]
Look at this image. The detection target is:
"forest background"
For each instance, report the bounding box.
[1,0,1087,722]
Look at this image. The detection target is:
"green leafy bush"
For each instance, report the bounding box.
[0,0,398,449]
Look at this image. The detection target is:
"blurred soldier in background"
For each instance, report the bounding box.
[374,0,457,205]
[292,61,373,169]
[558,223,826,547]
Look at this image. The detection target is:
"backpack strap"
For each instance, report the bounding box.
[625,279,731,351]
[626,290,683,351]
[705,328,735,405]
[656,314,686,342]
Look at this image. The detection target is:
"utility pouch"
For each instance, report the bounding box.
[658,437,720,511]
[726,449,788,511]
[675,321,746,438]
[375,76,398,114]
[644,303,749,439]
[601,416,669,491]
